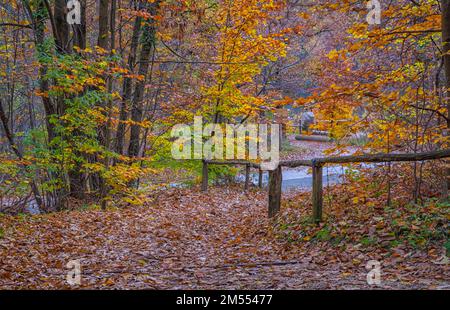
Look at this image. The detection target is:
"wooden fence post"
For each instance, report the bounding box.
[268,166,282,218]
[312,163,323,223]
[258,168,263,188]
[279,124,283,152]
[245,164,250,191]
[202,160,208,192]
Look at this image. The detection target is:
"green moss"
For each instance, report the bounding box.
[315,227,331,241]
[360,236,377,247]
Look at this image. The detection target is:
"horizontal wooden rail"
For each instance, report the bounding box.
[204,160,261,168]
[314,149,450,165]
[269,149,450,223]
[295,135,332,143]
[279,160,313,168]
[200,149,450,223]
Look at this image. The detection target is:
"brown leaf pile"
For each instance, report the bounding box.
[0,185,448,289]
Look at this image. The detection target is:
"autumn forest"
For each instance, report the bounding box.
[0,0,449,291]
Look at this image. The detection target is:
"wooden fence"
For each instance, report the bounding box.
[202,149,450,223]
[202,160,263,192]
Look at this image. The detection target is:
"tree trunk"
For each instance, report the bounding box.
[54,0,70,53]
[115,13,143,155]
[128,1,160,160]
[100,0,117,209]
[98,0,110,49]
[52,0,87,199]
[34,2,56,141]
[441,0,450,195]
[0,99,43,208]
[74,0,87,49]
[26,0,67,210]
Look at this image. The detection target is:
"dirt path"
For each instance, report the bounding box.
[0,186,447,289]
[285,135,359,160]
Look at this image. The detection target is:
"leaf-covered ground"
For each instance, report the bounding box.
[0,185,448,289]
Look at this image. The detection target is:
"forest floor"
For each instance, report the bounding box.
[0,139,448,289]
[0,184,448,289]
